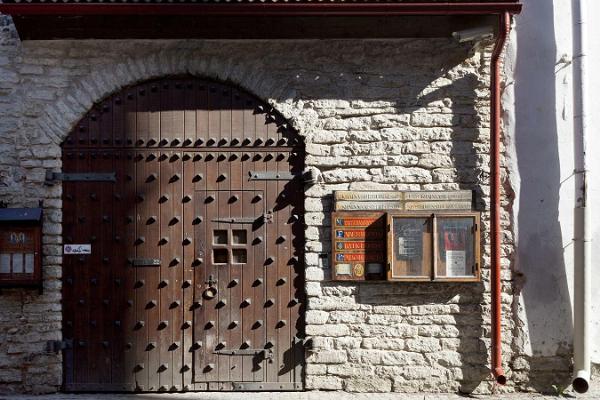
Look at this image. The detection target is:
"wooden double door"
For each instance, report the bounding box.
[60,77,305,391]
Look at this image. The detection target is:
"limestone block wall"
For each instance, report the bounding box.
[0,13,566,394]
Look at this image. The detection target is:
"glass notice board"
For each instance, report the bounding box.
[435,215,479,280]
[388,216,431,280]
[387,212,480,282]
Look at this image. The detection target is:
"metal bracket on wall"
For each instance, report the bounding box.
[45,171,116,183]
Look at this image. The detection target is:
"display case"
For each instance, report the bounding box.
[0,208,43,291]
[387,214,432,281]
[387,211,480,282]
[433,212,480,282]
[331,212,387,281]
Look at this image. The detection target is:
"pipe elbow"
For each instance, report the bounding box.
[493,367,507,385]
[573,370,590,393]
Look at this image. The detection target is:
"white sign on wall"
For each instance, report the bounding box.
[63,244,92,255]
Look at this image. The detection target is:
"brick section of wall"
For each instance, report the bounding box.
[0,14,569,394]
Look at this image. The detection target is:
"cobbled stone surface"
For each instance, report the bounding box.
[0,12,570,396]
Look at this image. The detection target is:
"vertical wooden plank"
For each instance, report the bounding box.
[242,94,256,149]
[99,103,115,384]
[261,131,279,383]
[190,153,207,389]
[220,87,232,146]
[134,83,154,391]
[171,154,185,389]
[200,153,218,383]
[149,109,163,394]
[156,82,171,391]
[111,150,135,388]
[75,151,91,385]
[133,150,147,391]
[124,88,137,148]
[97,151,114,384]
[239,152,253,382]
[251,153,268,380]
[100,100,113,148]
[137,84,150,147]
[89,151,105,384]
[158,150,182,390]
[112,94,125,148]
[216,155,231,384]
[195,83,209,146]
[228,150,243,383]
[207,85,220,147]
[182,149,196,390]
[119,88,136,390]
[61,148,76,388]
[88,107,100,148]
[276,151,292,384]
[123,156,138,388]
[184,79,196,147]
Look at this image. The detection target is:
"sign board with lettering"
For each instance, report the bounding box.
[331,212,386,281]
[334,190,473,211]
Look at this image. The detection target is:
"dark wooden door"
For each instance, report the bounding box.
[61,77,305,392]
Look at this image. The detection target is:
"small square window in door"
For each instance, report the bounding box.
[213,230,228,245]
[213,248,228,264]
[232,249,247,264]
[232,230,247,245]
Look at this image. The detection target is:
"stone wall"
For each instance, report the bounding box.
[0,13,552,394]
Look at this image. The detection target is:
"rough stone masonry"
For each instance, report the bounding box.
[0,13,570,394]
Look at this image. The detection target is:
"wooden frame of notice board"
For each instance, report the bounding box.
[387,211,481,282]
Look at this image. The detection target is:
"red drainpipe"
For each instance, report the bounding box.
[490,11,511,385]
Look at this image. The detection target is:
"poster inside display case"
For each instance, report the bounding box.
[387,214,432,281]
[434,213,480,281]
[331,212,387,281]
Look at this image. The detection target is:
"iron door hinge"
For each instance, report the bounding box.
[248,171,299,181]
[46,339,72,353]
[46,171,116,183]
[128,258,161,267]
[213,348,274,360]
[211,212,273,224]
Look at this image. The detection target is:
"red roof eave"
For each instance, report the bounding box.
[0,2,522,16]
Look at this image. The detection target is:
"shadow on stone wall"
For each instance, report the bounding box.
[512,0,573,392]
[404,73,490,394]
[315,58,494,393]
[356,282,486,393]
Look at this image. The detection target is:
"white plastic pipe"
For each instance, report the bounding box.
[572,0,591,393]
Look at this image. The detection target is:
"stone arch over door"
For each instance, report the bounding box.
[60,76,306,392]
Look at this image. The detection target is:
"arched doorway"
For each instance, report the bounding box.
[60,76,305,392]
